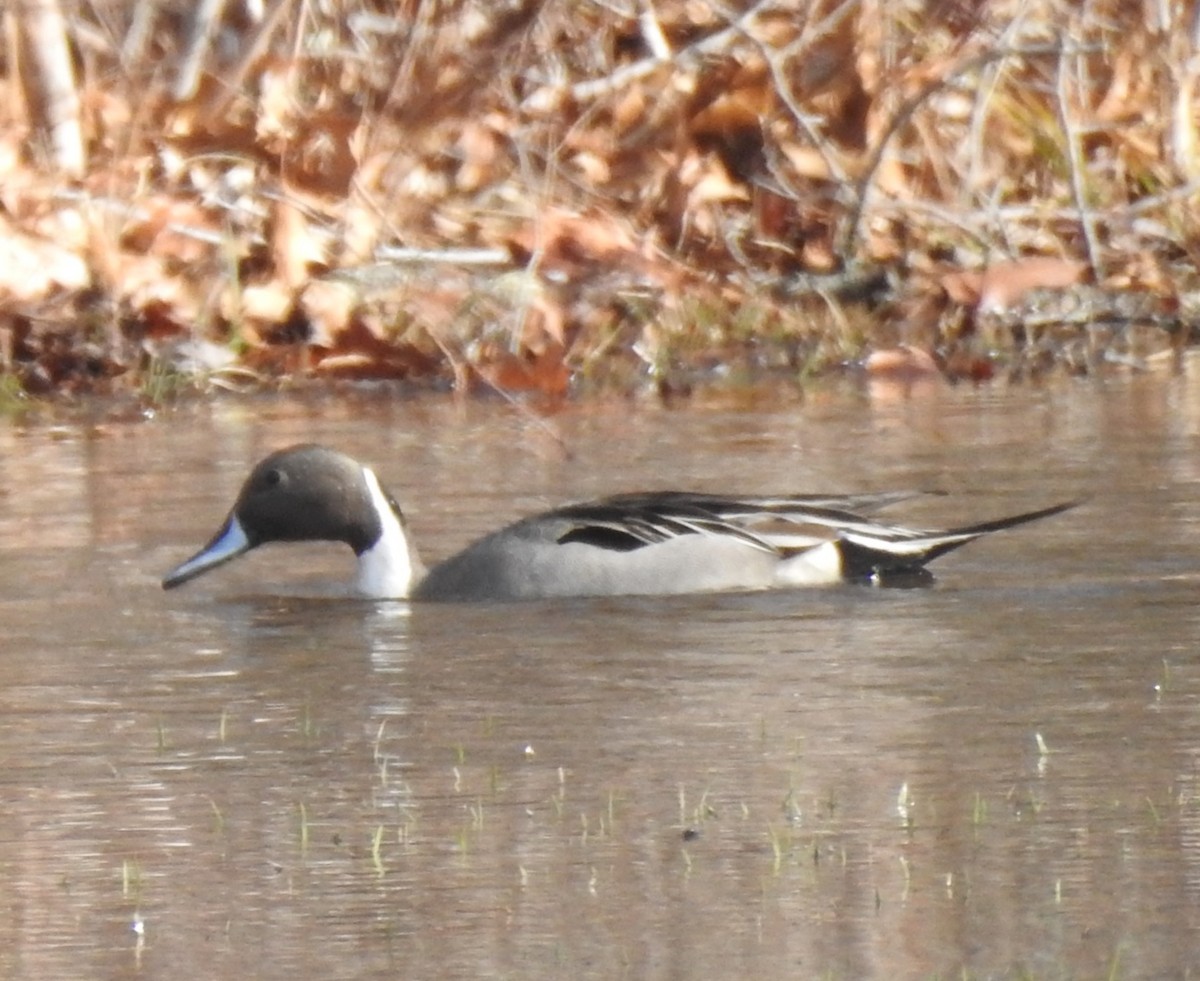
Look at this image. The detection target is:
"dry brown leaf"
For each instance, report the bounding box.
[570,151,611,186]
[864,351,944,402]
[800,237,837,273]
[475,344,570,399]
[240,282,294,329]
[864,345,940,379]
[340,200,383,263]
[138,297,196,340]
[507,209,639,276]
[690,84,769,141]
[457,119,505,192]
[611,85,649,133]
[779,143,836,181]
[0,130,25,187]
[0,2,1193,398]
[309,315,439,381]
[310,348,437,381]
[283,109,361,197]
[119,196,217,264]
[942,350,996,383]
[118,253,199,319]
[255,59,299,145]
[272,195,325,289]
[687,166,750,207]
[941,257,1089,314]
[299,280,358,348]
[0,218,90,301]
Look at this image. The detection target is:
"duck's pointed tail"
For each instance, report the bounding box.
[837,499,1080,583]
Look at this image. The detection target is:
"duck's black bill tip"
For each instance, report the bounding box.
[161,569,196,590]
[161,515,252,591]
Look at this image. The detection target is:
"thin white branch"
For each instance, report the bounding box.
[1054,41,1102,276]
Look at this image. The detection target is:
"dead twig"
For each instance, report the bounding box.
[838,42,1065,259]
[1054,39,1102,278]
[746,0,862,187]
[550,0,779,106]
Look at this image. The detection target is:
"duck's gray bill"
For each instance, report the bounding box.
[162,515,251,589]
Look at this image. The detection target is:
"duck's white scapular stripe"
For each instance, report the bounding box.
[355,466,418,599]
[841,529,976,555]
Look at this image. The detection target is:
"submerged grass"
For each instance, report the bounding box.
[208,797,224,834]
[371,825,385,876]
[121,858,142,901]
[138,356,195,406]
[143,694,1184,980]
[297,801,309,857]
[0,373,28,415]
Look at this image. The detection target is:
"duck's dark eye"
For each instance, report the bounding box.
[263,468,283,487]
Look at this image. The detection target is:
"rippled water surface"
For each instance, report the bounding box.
[2,377,1200,979]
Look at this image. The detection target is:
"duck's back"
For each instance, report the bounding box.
[411,510,781,602]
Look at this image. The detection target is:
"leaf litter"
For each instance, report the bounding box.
[2,0,1198,408]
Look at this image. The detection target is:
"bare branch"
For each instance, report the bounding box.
[171,0,231,102]
[838,42,1065,258]
[554,0,780,105]
[13,0,85,176]
[1055,39,1102,277]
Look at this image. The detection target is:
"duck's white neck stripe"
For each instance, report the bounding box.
[355,467,418,599]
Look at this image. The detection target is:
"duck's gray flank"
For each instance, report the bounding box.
[161,444,1077,602]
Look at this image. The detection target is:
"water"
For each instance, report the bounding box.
[1,375,1199,979]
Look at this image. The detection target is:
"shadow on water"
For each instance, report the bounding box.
[2,378,1200,978]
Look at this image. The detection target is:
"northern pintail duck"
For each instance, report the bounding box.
[162,444,1076,602]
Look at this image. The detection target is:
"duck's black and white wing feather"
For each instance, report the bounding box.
[543,491,1078,586]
